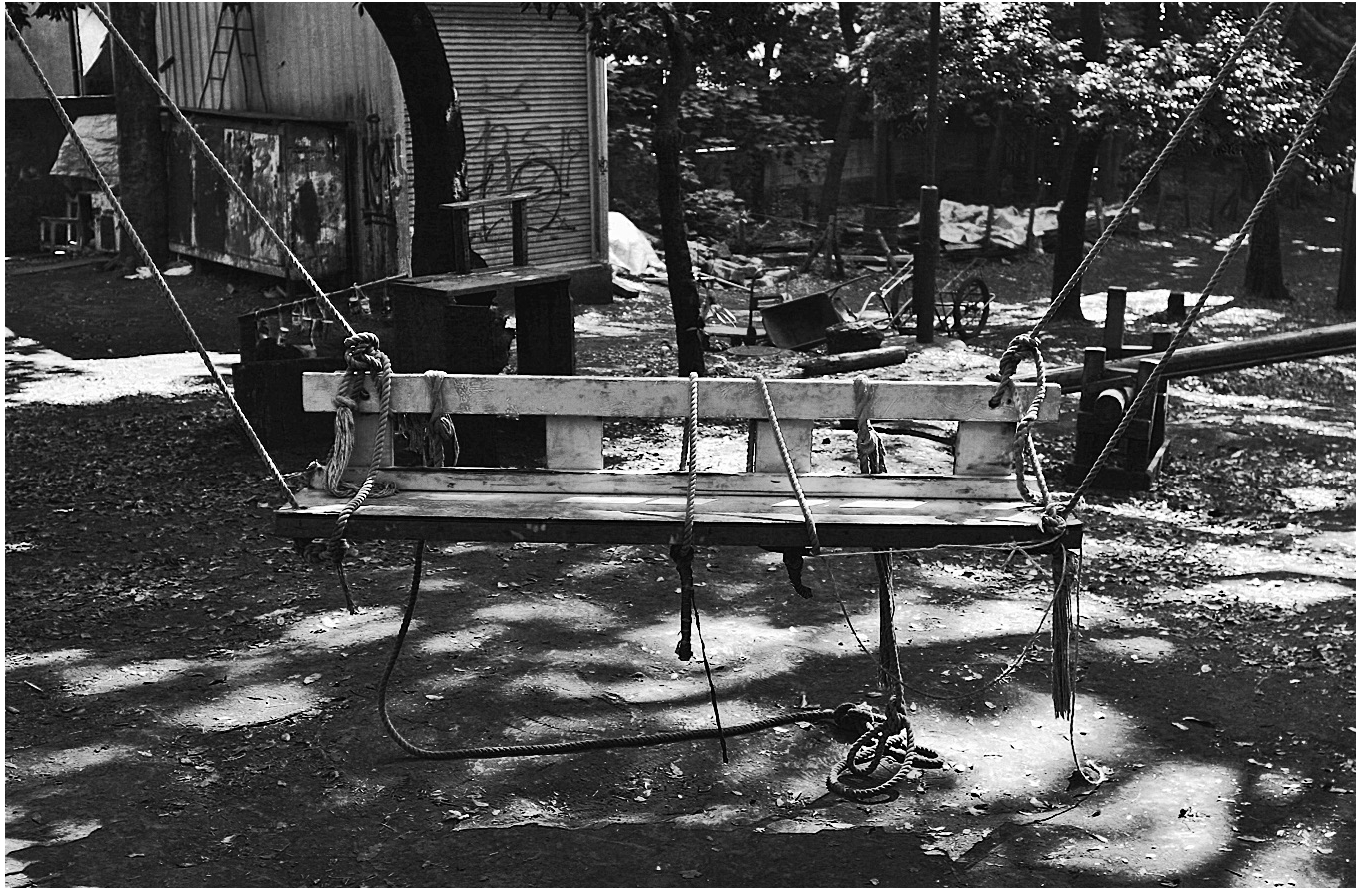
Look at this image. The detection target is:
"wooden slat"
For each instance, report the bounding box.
[545,417,603,470]
[953,421,1014,476]
[276,487,1080,549]
[440,191,536,212]
[301,374,1062,423]
[338,467,1035,502]
[748,419,813,473]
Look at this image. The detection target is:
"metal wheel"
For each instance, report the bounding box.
[951,277,992,341]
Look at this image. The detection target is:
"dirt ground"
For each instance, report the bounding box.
[5,199,1356,888]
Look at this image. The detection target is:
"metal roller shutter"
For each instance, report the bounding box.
[422,3,597,269]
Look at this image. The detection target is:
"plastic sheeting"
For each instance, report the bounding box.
[608,211,664,275]
[49,113,119,187]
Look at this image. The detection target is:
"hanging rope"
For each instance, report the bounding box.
[377,541,872,760]
[88,4,357,337]
[396,371,460,468]
[825,377,940,800]
[670,373,730,760]
[4,12,300,510]
[1029,1,1285,338]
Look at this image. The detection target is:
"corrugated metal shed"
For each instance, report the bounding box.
[154,3,605,286]
[157,2,408,279]
[157,2,401,123]
[426,3,606,270]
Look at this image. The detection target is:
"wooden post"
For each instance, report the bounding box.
[1103,286,1127,357]
[515,278,575,376]
[916,185,939,344]
[451,207,473,274]
[510,197,528,266]
[1167,291,1185,320]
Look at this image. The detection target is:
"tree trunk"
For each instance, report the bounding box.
[1049,2,1106,321]
[983,108,1008,205]
[814,2,863,226]
[1338,185,1355,314]
[816,83,866,226]
[109,3,169,267]
[1050,128,1102,319]
[654,9,704,377]
[1242,143,1291,301]
[364,3,470,277]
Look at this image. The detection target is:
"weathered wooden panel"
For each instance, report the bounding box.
[278,482,1079,549]
[285,123,347,275]
[165,111,350,281]
[301,374,1062,423]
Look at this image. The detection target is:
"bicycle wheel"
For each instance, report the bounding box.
[951,277,992,341]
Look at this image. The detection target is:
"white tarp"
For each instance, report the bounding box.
[906,199,1059,249]
[608,211,664,275]
[49,114,119,187]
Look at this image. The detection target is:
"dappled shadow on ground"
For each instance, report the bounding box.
[6,200,1355,886]
[5,393,1354,887]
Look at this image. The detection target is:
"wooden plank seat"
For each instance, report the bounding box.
[276,374,1080,551]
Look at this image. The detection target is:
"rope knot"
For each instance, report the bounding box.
[344,332,385,374]
[988,333,1042,408]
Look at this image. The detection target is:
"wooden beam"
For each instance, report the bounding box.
[301,374,1063,423]
[340,467,1034,502]
[277,486,1081,550]
[440,191,536,213]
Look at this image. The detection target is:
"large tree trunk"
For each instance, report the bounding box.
[364,3,469,277]
[1241,143,1291,301]
[1048,2,1106,321]
[654,9,705,377]
[109,3,169,267]
[1050,129,1102,318]
[814,2,863,226]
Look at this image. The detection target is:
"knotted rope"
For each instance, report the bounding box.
[296,333,394,612]
[824,377,936,800]
[670,373,730,761]
[397,371,460,468]
[988,335,1062,535]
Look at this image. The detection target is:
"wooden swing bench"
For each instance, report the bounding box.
[275,373,1080,554]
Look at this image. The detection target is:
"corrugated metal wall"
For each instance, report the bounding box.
[155,3,606,279]
[426,3,604,268]
[157,2,408,279]
[157,3,400,123]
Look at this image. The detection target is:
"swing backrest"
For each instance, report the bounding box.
[300,372,1059,497]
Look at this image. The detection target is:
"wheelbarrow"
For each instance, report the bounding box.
[760,273,876,351]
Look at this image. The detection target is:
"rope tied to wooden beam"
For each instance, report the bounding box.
[669,372,729,761]
[824,379,942,800]
[988,335,1062,535]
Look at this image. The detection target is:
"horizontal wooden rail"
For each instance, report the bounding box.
[301,373,1061,423]
[1040,322,1357,393]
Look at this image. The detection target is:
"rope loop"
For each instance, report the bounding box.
[344,332,384,374]
[988,333,1043,410]
[853,376,887,475]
